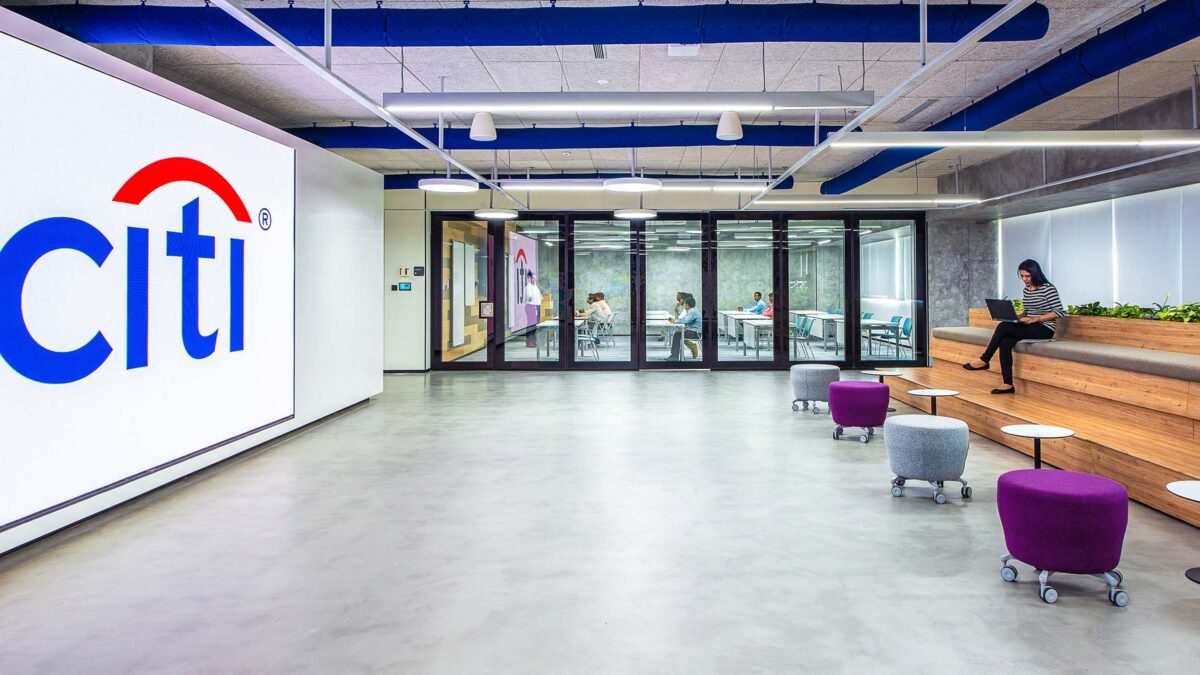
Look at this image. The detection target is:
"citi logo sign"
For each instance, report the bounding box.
[0,158,259,385]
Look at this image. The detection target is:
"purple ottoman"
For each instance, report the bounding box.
[997,469,1130,606]
[828,381,889,443]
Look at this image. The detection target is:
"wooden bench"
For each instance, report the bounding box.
[885,308,1200,527]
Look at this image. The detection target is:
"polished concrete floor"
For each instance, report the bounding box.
[2,372,1200,673]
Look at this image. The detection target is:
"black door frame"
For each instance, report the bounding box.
[429,210,928,372]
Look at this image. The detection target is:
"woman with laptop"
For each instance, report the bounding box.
[962,259,1064,395]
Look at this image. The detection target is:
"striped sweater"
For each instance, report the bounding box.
[1023,283,1065,332]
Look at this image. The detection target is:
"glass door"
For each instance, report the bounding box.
[499,219,565,366]
[714,218,777,365]
[857,218,922,364]
[432,217,493,368]
[787,219,848,364]
[569,219,635,367]
[639,218,708,368]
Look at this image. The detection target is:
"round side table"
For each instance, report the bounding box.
[1000,424,1074,469]
[861,370,902,412]
[1166,481,1200,584]
[906,388,959,416]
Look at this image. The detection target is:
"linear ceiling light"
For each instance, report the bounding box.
[499,179,769,192]
[383,91,874,114]
[754,194,980,208]
[831,130,1200,148]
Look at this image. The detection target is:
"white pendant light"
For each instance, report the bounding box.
[474,207,518,219]
[614,207,658,220]
[604,176,663,192]
[418,177,479,193]
[716,111,743,141]
[469,112,497,142]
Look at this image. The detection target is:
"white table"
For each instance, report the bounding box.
[719,310,761,345]
[646,310,672,320]
[1166,481,1200,584]
[741,318,774,358]
[646,319,696,360]
[907,388,959,416]
[1000,424,1074,469]
[535,318,584,359]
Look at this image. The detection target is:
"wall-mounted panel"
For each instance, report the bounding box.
[1113,188,1181,306]
[1181,185,1200,302]
[1049,201,1113,306]
[1000,212,1050,299]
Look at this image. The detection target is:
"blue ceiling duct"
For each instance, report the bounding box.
[290,124,846,151]
[821,0,1200,194]
[12,3,1049,47]
[383,173,795,190]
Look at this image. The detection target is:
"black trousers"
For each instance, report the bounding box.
[980,321,1054,385]
[670,329,701,359]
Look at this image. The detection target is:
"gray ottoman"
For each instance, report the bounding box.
[790,364,840,414]
[884,414,971,504]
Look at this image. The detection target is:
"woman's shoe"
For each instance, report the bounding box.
[962,361,990,371]
[991,386,1016,395]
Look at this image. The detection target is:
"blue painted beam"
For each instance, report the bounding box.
[383,173,795,190]
[288,124,846,151]
[821,0,1200,194]
[12,3,1049,47]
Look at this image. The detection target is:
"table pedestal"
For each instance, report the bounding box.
[1034,437,1042,469]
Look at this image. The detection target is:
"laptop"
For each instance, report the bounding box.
[985,298,1020,322]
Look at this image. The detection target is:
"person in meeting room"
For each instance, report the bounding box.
[738,291,766,314]
[673,291,686,319]
[524,271,544,348]
[592,291,613,320]
[576,292,612,322]
[761,292,776,318]
[667,293,702,361]
[962,259,1064,395]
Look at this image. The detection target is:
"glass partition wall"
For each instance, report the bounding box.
[430,212,925,371]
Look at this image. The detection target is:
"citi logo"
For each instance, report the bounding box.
[0,158,258,385]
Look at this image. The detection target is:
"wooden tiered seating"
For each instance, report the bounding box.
[886,309,1200,527]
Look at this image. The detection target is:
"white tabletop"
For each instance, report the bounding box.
[646,310,672,319]
[908,389,959,397]
[861,370,902,377]
[1000,424,1075,439]
[646,319,683,328]
[743,318,774,325]
[1166,481,1200,502]
[720,310,760,316]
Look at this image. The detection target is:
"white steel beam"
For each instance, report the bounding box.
[739,0,1036,210]
[212,0,527,208]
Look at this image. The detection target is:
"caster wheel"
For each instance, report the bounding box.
[891,485,903,498]
[933,492,947,505]
[1111,570,1124,585]
[812,405,821,415]
[858,434,869,443]
[792,403,800,412]
[803,401,810,411]
[895,478,906,487]
[1109,589,1129,607]
[961,486,973,499]
[832,429,840,440]
[1001,565,1018,582]
[1040,586,1058,604]
[867,427,875,436]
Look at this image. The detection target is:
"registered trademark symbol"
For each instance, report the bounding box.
[258,208,272,231]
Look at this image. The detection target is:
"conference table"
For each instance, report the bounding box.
[741,318,774,358]
[789,311,902,357]
[719,310,762,345]
[535,318,585,359]
[646,318,688,357]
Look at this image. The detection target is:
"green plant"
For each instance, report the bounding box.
[1068,301,1106,317]
[1156,302,1200,323]
[1011,298,1023,314]
[1106,303,1155,320]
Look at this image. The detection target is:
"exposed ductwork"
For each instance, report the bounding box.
[821,0,1200,194]
[383,173,795,191]
[12,3,1049,47]
[290,124,846,151]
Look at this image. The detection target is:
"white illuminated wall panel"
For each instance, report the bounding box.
[999,211,1050,299]
[1181,184,1200,302]
[1048,201,1113,306]
[1112,188,1181,306]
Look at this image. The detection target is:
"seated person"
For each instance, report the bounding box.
[739,291,766,314]
[667,293,702,361]
[576,293,598,319]
[761,292,776,318]
[592,292,613,320]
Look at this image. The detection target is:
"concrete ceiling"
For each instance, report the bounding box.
[8,0,1196,185]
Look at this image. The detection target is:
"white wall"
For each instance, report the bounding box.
[384,191,430,371]
[1001,184,1200,306]
[0,12,383,554]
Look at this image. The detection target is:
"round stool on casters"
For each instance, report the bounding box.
[790,364,840,414]
[828,381,889,443]
[997,469,1129,606]
[884,415,971,504]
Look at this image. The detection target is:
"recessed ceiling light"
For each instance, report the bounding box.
[614,208,658,220]
[604,176,663,193]
[562,151,572,157]
[596,79,610,85]
[474,208,518,220]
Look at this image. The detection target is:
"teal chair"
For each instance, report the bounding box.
[900,317,914,357]
[792,317,816,359]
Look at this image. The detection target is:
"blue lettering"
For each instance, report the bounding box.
[230,238,244,352]
[126,227,149,369]
[165,198,217,360]
[0,217,113,384]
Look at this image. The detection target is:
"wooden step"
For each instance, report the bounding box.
[931,337,1197,420]
[884,368,1200,527]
